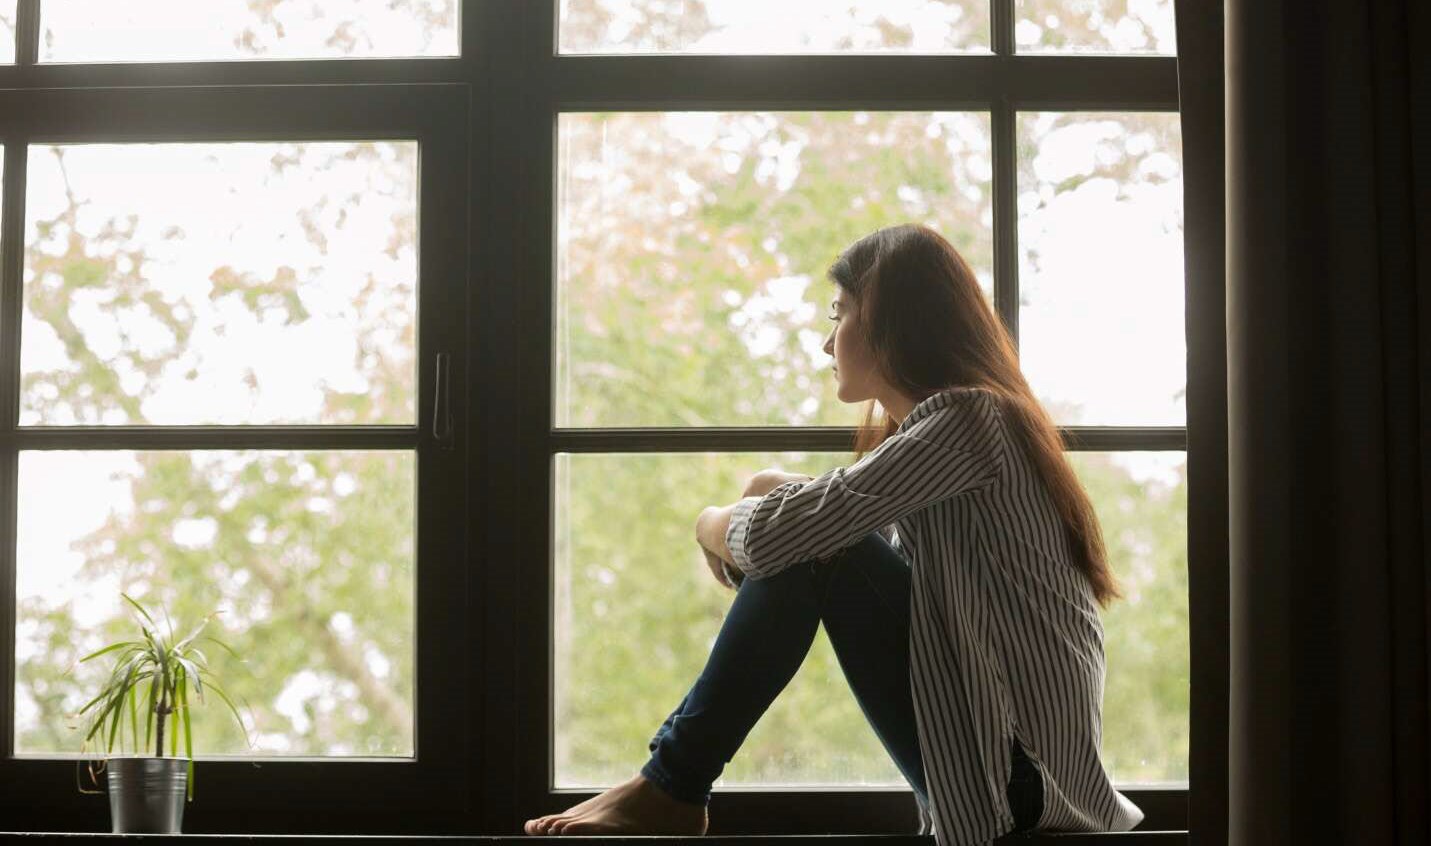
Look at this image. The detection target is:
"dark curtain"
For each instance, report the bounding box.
[1225,1,1430,844]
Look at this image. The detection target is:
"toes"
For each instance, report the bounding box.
[526,815,562,835]
[559,818,613,835]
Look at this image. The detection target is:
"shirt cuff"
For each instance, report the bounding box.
[724,495,761,574]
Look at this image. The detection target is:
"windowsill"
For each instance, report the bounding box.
[2,833,1189,843]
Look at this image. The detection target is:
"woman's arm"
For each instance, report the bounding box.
[696,501,749,564]
[694,470,815,563]
[726,394,1005,581]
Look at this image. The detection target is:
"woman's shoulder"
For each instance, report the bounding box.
[913,385,1004,419]
[899,385,1006,439]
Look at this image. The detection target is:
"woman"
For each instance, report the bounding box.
[523,224,1145,844]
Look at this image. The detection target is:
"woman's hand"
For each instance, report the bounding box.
[695,471,812,591]
[700,542,742,589]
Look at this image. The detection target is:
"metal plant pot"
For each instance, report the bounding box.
[106,756,188,834]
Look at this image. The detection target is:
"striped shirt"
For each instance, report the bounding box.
[725,386,1145,845]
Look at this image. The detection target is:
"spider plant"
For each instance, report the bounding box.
[73,592,252,801]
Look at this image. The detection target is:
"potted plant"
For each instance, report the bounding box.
[71,593,252,834]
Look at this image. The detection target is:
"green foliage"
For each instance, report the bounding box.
[72,593,252,801]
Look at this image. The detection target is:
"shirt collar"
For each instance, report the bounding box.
[893,387,988,435]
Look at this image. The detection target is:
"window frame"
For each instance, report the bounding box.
[0,0,1227,837]
[0,82,474,834]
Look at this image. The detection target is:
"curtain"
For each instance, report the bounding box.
[1225,1,1429,844]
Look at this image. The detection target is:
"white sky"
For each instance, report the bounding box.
[39,0,459,63]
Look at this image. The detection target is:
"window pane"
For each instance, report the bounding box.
[556,111,993,428]
[555,449,1188,787]
[1068,451,1188,785]
[1014,0,1176,55]
[554,451,903,787]
[39,0,458,63]
[1016,111,1185,426]
[22,142,418,427]
[14,449,415,757]
[0,1,16,64]
[560,0,989,54]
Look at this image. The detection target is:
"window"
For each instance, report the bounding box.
[1,38,469,830]
[0,0,1210,837]
[38,0,460,63]
[542,0,1189,833]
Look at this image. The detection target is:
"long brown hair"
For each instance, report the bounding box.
[828,223,1123,609]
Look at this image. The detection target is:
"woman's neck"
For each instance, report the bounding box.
[881,391,918,427]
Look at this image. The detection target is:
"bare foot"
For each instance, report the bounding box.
[523,773,708,835]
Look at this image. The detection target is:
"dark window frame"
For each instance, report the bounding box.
[0,0,1226,837]
[0,80,474,838]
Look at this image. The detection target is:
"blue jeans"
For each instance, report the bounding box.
[639,531,1043,833]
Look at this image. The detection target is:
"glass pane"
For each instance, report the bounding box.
[14,449,415,757]
[554,451,904,787]
[556,111,993,428]
[39,0,458,63]
[1014,0,1176,55]
[22,142,418,427]
[1068,451,1188,785]
[1016,112,1185,426]
[555,449,1187,787]
[560,0,989,54]
[0,0,16,64]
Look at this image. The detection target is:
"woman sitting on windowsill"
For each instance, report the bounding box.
[523,223,1144,846]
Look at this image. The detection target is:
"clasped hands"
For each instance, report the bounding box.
[695,469,815,590]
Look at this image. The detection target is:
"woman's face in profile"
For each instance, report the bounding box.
[823,288,880,403]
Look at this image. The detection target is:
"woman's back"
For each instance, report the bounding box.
[888,387,1143,842]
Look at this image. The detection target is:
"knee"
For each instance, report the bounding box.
[741,470,784,498]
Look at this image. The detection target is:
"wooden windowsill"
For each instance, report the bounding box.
[0,832,1190,844]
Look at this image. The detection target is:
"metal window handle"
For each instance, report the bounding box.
[433,352,454,451]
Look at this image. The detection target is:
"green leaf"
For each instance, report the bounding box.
[77,641,140,664]
[203,680,251,748]
[120,593,156,628]
[128,685,139,754]
[172,655,204,703]
[76,685,115,717]
[144,675,158,753]
[187,646,211,670]
[179,674,195,802]
[83,690,121,743]
[198,636,242,660]
[174,613,216,654]
[106,681,126,753]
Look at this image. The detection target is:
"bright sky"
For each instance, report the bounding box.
[39,0,459,63]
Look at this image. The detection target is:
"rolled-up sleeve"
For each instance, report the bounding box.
[724,395,1005,580]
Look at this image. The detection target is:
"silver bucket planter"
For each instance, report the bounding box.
[105,756,189,834]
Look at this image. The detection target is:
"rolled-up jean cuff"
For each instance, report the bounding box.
[639,758,710,807]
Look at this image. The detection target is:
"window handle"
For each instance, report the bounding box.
[433,352,454,451]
